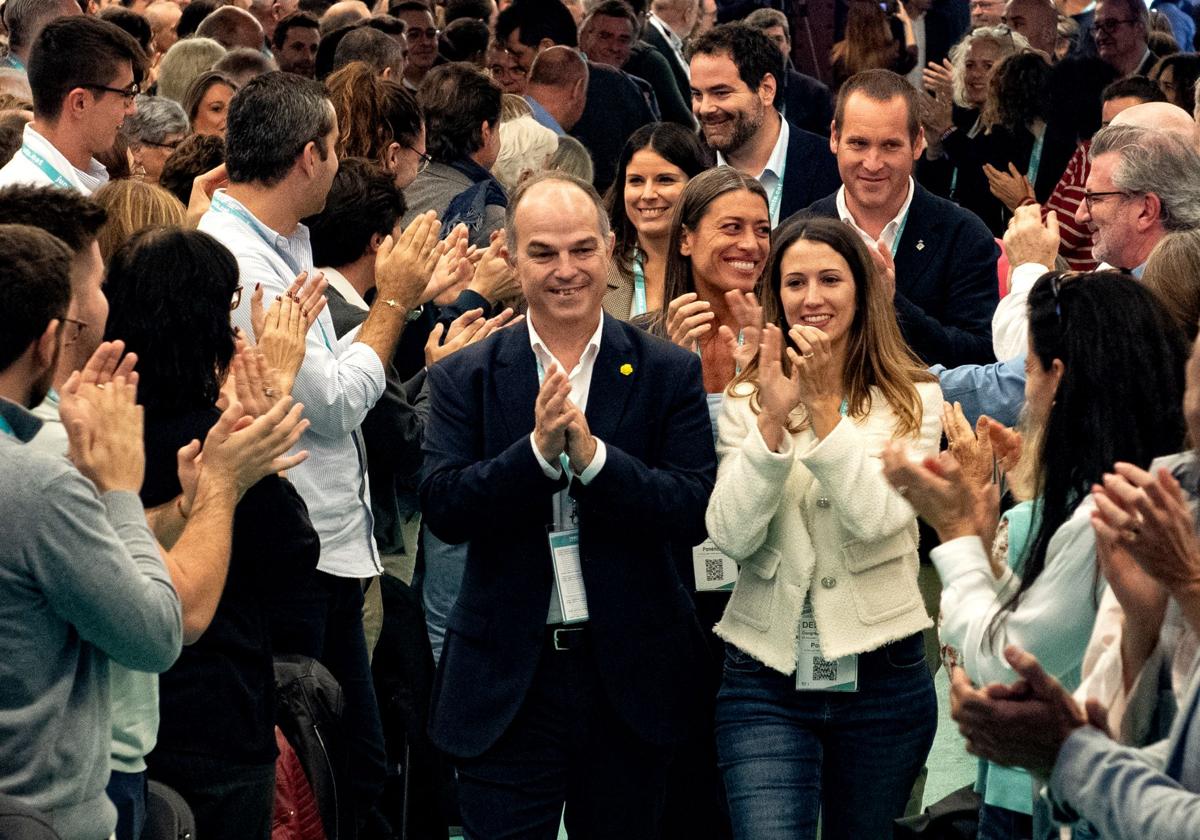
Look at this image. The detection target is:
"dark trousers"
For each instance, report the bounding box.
[454,628,673,840]
[147,752,275,840]
[269,569,388,827]
[107,770,147,840]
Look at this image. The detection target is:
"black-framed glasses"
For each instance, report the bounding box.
[230,287,243,311]
[83,82,140,102]
[61,317,88,344]
[1093,17,1138,34]
[407,145,432,172]
[1082,190,1131,212]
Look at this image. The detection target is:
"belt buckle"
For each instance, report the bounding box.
[553,628,573,651]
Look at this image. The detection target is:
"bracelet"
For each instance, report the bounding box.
[176,495,190,520]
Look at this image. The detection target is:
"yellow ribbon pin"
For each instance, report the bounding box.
[620,363,633,376]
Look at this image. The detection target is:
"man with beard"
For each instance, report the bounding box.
[689,23,840,228]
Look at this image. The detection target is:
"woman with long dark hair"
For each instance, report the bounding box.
[103,227,321,840]
[601,122,710,320]
[707,215,942,838]
[883,271,1189,836]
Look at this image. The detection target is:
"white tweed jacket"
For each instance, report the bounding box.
[707,381,943,673]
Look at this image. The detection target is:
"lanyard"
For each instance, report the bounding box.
[631,249,648,317]
[892,210,909,252]
[767,154,787,228]
[0,414,13,437]
[20,144,75,189]
[1026,126,1046,187]
[211,193,333,351]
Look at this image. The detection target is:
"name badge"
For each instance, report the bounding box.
[548,528,589,624]
[795,599,858,692]
[692,538,738,592]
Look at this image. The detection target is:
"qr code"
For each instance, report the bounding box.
[705,557,726,581]
[811,656,839,682]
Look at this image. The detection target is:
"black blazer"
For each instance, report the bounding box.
[420,316,716,758]
[779,119,843,221]
[797,183,999,367]
[642,23,690,108]
[626,40,695,128]
[778,67,833,137]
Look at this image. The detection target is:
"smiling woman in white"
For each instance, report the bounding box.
[706,215,942,840]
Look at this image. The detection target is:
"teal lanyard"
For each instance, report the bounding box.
[892,210,909,252]
[20,144,74,189]
[1026,127,1046,188]
[631,249,648,317]
[767,154,787,228]
[0,414,13,437]
[211,192,333,351]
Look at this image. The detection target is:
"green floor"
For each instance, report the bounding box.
[543,668,975,838]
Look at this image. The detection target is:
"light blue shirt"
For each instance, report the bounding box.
[524,95,566,136]
[931,354,1026,429]
[199,190,387,578]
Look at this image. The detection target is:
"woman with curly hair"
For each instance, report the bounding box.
[325,60,426,189]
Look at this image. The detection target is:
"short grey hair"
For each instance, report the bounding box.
[121,94,189,146]
[505,170,611,255]
[156,37,227,104]
[3,0,69,53]
[744,7,789,42]
[1091,123,1200,232]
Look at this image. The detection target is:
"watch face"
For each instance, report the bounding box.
[406,304,424,322]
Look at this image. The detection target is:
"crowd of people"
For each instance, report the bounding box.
[4,0,1200,838]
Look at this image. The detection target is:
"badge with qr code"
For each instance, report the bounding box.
[795,600,858,692]
[692,539,738,592]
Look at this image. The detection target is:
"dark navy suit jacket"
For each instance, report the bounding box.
[420,315,715,758]
[797,182,999,367]
[779,120,842,222]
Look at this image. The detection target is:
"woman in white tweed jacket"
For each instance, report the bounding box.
[706,216,943,840]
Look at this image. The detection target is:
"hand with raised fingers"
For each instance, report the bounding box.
[984,162,1035,211]
[881,444,979,542]
[375,210,442,311]
[533,364,572,465]
[1003,203,1059,269]
[468,233,521,304]
[666,292,714,349]
[754,324,802,452]
[62,372,145,494]
[787,323,842,423]
[718,289,764,372]
[942,403,995,488]
[986,418,1023,476]
[253,292,311,397]
[869,240,897,300]
[198,395,310,497]
[426,223,474,304]
[564,399,597,476]
[186,163,228,228]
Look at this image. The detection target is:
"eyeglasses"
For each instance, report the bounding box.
[1093,17,1138,34]
[1082,190,1131,212]
[141,137,182,151]
[406,26,439,40]
[230,287,243,311]
[82,82,140,102]
[407,145,432,172]
[61,317,88,344]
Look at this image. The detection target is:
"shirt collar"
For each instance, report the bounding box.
[22,124,107,194]
[715,113,788,181]
[648,13,684,48]
[210,189,309,252]
[0,396,43,442]
[527,312,605,374]
[321,266,369,311]
[835,176,915,249]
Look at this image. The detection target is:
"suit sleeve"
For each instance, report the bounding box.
[568,351,716,547]
[419,359,565,545]
[896,216,999,366]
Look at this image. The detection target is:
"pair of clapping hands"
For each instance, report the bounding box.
[60,341,311,512]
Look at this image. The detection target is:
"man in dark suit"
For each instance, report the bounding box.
[743,7,834,136]
[690,23,841,227]
[645,0,694,108]
[793,69,999,367]
[420,171,716,838]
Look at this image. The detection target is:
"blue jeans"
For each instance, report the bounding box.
[977,802,1033,840]
[107,770,146,840]
[715,633,937,840]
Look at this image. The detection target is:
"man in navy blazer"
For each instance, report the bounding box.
[793,70,999,367]
[420,171,716,837]
[690,23,841,227]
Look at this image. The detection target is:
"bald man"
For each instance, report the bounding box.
[524,45,589,135]
[421,170,714,839]
[195,5,265,50]
[145,0,182,57]
[1003,0,1057,57]
[319,0,369,33]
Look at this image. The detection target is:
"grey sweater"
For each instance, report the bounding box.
[0,398,182,840]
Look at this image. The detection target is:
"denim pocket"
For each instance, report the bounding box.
[723,643,763,674]
[883,633,927,671]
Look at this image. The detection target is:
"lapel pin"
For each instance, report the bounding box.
[916,239,925,251]
[620,363,633,376]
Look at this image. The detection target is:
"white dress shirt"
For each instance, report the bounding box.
[0,124,109,195]
[836,176,917,255]
[648,12,690,79]
[199,190,387,579]
[526,313,608,623]
[717,116,790,227]
[321,265,370,312]
[994,259,1143,361]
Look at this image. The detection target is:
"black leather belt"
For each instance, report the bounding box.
[545,624,589,651]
